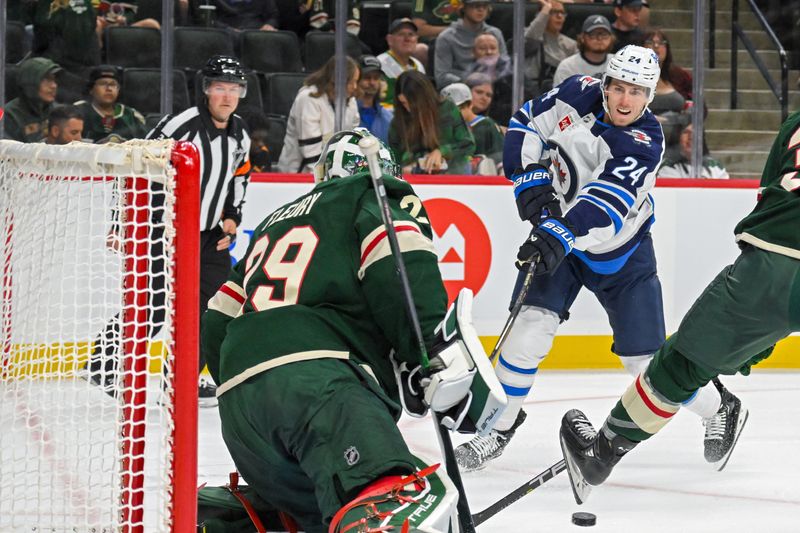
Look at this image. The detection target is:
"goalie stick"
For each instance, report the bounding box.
[472,459,566,526]
[358,136,476,533]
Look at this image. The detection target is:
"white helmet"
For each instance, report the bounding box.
[601,45,661,120]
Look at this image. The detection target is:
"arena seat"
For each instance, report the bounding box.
[121,68,190,115]
[239,30,303,74]
[105,27,162,68]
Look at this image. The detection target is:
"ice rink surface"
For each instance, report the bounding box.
[198,371,800,532]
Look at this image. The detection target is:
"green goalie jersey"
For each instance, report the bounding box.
[202,172,448,403]
[735,110,800,259]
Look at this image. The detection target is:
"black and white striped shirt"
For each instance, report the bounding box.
[148,105,251,231]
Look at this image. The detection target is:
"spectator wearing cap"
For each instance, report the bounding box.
[434,0,507,89]
[412,0,463,41]
[378,18,427,108]
[441,82,503,167]
[612,0,647,51]
[524,0,577,91]
[45,105,84,145]
[356,56,394,143]
[74,65,147,143]
[3,57,61,143]
[278,56,361,173]
[553,14,615,86]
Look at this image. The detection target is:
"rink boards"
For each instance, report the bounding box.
[240,174,798,370]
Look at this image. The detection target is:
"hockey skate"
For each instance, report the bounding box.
[454,410,527,472]
[559,409,637,505]
[702,379,748,471]
[198,375,219,408]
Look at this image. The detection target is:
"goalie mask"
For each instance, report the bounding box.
[601,45,660,121]
[313,128,402,183]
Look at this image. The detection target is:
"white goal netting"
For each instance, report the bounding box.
[0,140,198,533]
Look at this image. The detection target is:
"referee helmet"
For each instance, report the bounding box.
[202,55,248,98]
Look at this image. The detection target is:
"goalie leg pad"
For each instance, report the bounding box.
[425,288,508,435]
[328,457,458,533]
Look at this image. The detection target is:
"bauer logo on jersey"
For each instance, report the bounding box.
[625,129,652,146]
[558,116,573,131]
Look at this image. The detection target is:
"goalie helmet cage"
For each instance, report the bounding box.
[0,140,200,533]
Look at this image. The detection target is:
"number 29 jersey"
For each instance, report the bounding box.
[505,75,665,274]
[201,173,448,400]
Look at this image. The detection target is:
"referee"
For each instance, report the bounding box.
[148,55,252,404]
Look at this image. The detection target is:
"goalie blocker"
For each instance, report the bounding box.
[396,288,508,436]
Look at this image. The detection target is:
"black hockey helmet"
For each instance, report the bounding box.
[201,55,247,97]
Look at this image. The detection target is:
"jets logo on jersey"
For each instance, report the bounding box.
[625,129,652,146]
[558,116,573,131]
[549,141,580,203]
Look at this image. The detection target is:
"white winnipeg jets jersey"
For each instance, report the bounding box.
[504,75,665,274]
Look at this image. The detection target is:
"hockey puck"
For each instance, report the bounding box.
[571,512,597,527]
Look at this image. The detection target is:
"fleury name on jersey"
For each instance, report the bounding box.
[505,73,665,274]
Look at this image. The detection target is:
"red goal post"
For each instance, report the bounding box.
[0,139,200,532]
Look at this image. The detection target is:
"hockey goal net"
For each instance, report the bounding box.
[0,140,200,532]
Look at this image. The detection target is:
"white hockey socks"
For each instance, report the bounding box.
[683,382,722,419]
[493,306,559,431]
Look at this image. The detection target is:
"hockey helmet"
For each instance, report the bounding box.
[202,55,248,98]
[313,128,402,183]
[601,45,660,120]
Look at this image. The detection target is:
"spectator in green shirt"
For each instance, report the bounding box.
[388,70,475,175]
[440,81,503,174]
[3,57,61,143]
[75,65,147,143]
[412,0,463,41]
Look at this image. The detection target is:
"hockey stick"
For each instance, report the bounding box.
[358,136,476,533]
[489,261,537,363]
[472,459,566,526]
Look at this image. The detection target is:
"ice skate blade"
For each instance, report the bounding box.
[559,432,593,505]
[714,406,749,472]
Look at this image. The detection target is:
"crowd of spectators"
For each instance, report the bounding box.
[1,0,731,177]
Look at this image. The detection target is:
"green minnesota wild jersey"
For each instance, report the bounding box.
[413,0,462,26]
[202,172,448,402]
[735,110,800,259]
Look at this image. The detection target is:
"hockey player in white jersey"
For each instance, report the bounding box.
[456,45,745,472]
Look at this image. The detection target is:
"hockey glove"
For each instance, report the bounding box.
[392,356,428,418]
[423,289,507,435]
[511,164,562,224]
[516,217,576,275]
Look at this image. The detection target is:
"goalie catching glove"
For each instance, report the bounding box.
[395,288,507,435]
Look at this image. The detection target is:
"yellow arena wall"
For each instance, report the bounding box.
[478,335,800,370]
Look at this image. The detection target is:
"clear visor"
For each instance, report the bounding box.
[203,79,247,99]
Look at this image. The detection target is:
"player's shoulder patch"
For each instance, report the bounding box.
[623,128,653,146]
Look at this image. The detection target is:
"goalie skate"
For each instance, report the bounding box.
[703,381,748,471]
[454,410,526,472]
